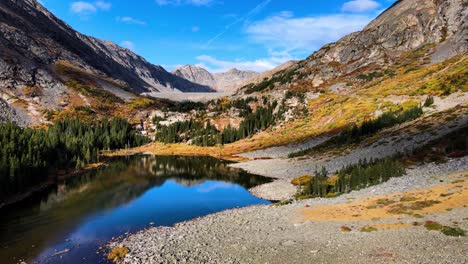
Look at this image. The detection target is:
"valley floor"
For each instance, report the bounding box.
[145,92,230,102]
[106,106,468,263]
[109,157,468,264]
[234,107,468,200]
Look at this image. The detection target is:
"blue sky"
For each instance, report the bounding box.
[39,0,396,73]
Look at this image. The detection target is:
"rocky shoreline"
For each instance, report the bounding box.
[105,105,468,263]
[108,156,468,263]
[233,110,468,201]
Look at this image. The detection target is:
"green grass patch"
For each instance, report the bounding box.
[424,221,444,231]
[377,199,396,205]
[360,226,378,232]
[441,226,466,237]
[400,196,418,202]
[272,199,293,207]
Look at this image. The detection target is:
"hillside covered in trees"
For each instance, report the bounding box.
[153,100,284,146]
[0,118,148,200]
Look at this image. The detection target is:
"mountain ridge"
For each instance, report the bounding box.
[0,0,214,95]
[173,65,258,93]
[239,0,467,94]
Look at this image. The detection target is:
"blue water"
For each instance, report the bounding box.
[0,156,271,263]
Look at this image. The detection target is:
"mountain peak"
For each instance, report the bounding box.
[240,0,467,94]
[173,65,258,93]
[0,0,213,95]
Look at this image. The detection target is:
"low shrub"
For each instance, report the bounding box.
[424,221,443,231]
[360,226,378,232]
[291,175,312,186]
[341,226,352,232]
[424,96,434,107]
[441,226,466,237]
[107,247,129,261]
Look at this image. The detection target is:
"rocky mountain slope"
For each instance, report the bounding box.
[173,65,257,93]
[0,0,213,95]
[172,66,218,89]
[240,0,467,94]
[147,0,467,154]
[214,68,258,93]
[0,0,216,125]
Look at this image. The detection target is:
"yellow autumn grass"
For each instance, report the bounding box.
[298,172,468,222]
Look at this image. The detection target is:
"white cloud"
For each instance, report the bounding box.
[70,2,97,15]
[246,12,373,55]
[195,4,379,73]
[121,41,136,51]
[341,0,380,13]
[70,1,111,16]
[195,54,292,73]
[196,182,237,193]
[155,0,213,6]
[117,16,146,25]
[94,1,112,10]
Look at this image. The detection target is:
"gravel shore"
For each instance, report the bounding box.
[232,111,467,180]
[239,135,330,159]
[109,157,468,263]
[231,110,468,200]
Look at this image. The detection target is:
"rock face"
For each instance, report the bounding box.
[303,0,468,85]
[172,65,218,89]
[173,65,257,93]
[307,0,466,73]
[0,0,213,96]
[213,68,258,93]
[240,0,467,93]
[0,99,18,124]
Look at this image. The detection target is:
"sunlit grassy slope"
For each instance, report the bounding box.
[215,53,467,154]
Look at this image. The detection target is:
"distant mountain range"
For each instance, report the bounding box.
[172,66,258,93]
[0,0,213,97]
[0,0,466,127]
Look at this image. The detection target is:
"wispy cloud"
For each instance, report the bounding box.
[94,0,111,10]
[70,1,111,16]
[196,182,237,193]
[246,12,373,55]
[121,41,136,51]
[204,0,272,48]
[116,16,147,25]
[155,0,214,6]
[193,0,383,73]
[195,53,292,73]
[341,0,380,13]
[70,2,96,15]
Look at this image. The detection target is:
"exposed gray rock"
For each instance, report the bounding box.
[232,111,468,181]
[0,0,214,99]
[239,0,467,93]
[239,135,330,159]
[0,98,28,126]
[173,65,217,89]
[304,0,467,83]
[173,65,257,93]
[109,157,468,264]
[213,68,258,93]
